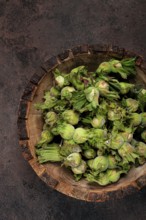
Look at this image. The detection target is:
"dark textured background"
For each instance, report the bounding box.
[0,0,146,219]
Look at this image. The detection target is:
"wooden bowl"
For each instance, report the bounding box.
[17,44,146,202]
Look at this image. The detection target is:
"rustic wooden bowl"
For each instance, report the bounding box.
[17,44,146,202]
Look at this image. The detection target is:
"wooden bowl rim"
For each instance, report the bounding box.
[17,44,146,202]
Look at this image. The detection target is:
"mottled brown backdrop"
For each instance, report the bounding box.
[0,0,146,219]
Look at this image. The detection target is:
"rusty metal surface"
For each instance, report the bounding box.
[0,0,146,219]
